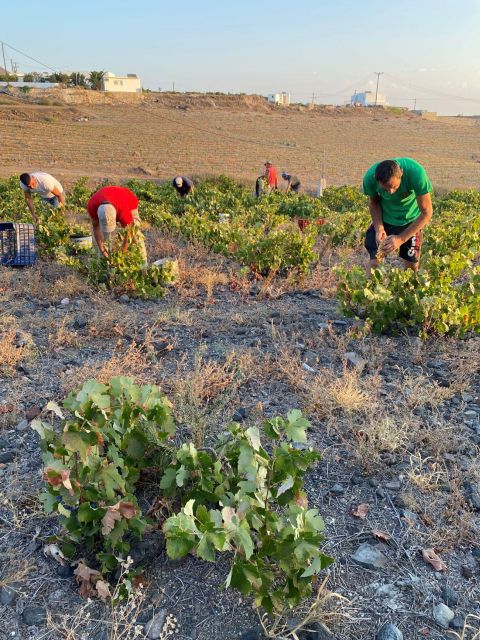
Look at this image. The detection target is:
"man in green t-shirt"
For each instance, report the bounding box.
[363,158,433,274]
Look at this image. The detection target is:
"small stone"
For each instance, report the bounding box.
[16,419,29,431]
[376,622,404,640]
[60,298,70,306]
[0,584,20,606]
[0,437,8,449]
[0,451,16,463]
[471,548,480,560]
[433,603,455,628]
[57,565,74,578]
[461,393,474,403]
[385,481,401,491]
[144,610,167,639]
[317,322,329,331]
[464,410,478,419]
[329,483,345,496]
[21,606,47,626]
[344,351,366,371]
[25,405,41,421]
[119,294,130,303]
[239,631,264,640]
[351,543,389,570]
[232,408,247,422]
[239,629,265,640]
[450,615,465,630]
[298,621,333,639]
[461,565,473,579]
[302,362,316,373]
[73,314,88,329]
[440,586,458,606]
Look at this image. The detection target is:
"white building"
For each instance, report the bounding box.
[350,91,387,107]
[102,72,142,93]
[267,92,290,106]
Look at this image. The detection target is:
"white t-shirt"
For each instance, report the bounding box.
[20,172,64,198]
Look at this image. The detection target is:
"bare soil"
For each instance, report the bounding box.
[0,228,479,640]
[1,91,480,191]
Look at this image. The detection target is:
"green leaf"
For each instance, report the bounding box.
[176,465,189,487]
[160,466,177,491]
[166,534,196,559]
[77,502,101,524]
[285,410,309,443]
[276,475,294,498]
[39,491,57,514]
[125,435,145,459]
[234,525,254,560]
[100,464,126,500]
[197,533,216,562]
[62,431,91,463]
[245,427,261,451]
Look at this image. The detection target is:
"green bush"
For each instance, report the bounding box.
[32,377,175,573]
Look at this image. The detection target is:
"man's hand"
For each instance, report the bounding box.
[375,226,387,245]
[382,234,403,254]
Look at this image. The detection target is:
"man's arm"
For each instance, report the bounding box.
[92,219,108,258]
[368,195,387,244]
[24,191,38,223]
[52,186,65,208]
[383,193,433,253]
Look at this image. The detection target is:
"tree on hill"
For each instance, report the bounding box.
[70,72,87,87]
[88,71,105,91]
[23,72,43,82]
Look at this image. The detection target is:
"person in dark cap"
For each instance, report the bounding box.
[172,176,194,197]
[281,172,301,193]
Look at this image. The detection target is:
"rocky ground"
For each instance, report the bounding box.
[0,231,479,640]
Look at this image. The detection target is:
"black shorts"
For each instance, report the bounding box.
[365,222,423,263]
[291,182,301,193]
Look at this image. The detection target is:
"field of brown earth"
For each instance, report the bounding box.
[1,90,480,190]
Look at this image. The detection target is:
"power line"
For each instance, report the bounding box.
[0,40,57,73]
[385,72,480,103]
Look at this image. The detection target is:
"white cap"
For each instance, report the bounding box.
[174,177,183,187]
[97,203,117,233]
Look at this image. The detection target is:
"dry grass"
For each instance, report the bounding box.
[406,453,448,492]
[0,316,32,376]
[48,316,82,350]
[399,373,460,410]
[169,350,255,447]
[62,340,155,392]
[0,554,36,588]
[259,576,354,639]
[177,264,228,302]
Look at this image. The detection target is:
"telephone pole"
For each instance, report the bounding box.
[310,92,315,106]
[373,71,383,121]
[1,42,7,76]
[373,71,383,107]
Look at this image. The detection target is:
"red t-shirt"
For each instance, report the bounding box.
[266,166,278,188]
[87,187,139,227]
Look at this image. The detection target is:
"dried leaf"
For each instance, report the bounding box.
[45,400,64,419]
[351,503,369,520]
[118,502,137,519]
[294,491,309,509]
[61,469,74,495]
[372,529,391,542]
[101,506,122,535]
[74,562,102,583]
[95,580,112,601]
[422,548,447,571]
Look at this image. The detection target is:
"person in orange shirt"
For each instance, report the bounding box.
[264,161,278,192]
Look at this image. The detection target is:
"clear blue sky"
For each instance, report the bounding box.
[2,0,480,115]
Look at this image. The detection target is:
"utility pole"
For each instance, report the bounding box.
[373,71,383,121]
[1,42,7,77]
[413,98,417,111]
[172,81,175,92]
[310,92,315,106]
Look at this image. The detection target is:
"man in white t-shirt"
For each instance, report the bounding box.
[19,172,65,223]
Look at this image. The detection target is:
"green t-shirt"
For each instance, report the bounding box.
[362,157,432,226]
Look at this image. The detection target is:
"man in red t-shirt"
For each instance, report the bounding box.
[86,186,147,265]
[264,161,278,192]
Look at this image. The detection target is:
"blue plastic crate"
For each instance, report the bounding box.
[0,223,36,266]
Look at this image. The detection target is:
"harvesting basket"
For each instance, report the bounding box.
[0,223,36,266]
